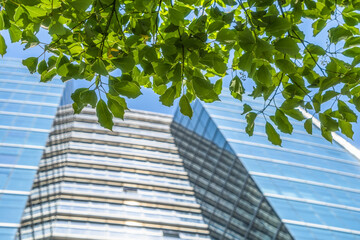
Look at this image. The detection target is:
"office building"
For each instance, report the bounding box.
[3,56,359,239]
[0,58,64,240]
[17,106,210,239]
[172,90,360,240]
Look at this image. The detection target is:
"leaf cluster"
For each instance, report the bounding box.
[1,0,360,144]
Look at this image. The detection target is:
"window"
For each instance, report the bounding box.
[163,230,180,238]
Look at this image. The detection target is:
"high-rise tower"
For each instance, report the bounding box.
[18,106,210,240]
[0,58,64,240]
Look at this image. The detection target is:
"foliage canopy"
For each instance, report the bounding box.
[1,0,360,145]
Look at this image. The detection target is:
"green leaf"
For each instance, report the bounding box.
[238,28,256,51]
[169,8,185,26]
[274,38,300,57]
[97,99,113,130]
[353,96,360,112]
[283,109,305,121]
[238,52,254,73]
[109,76,142,98]
[274,109,293,134]
[229,75,244,100]
[339,120,354,139]
[9,24,21,43]
[322,90,339,103]
[208,20,225,33]
[37,60,47,74]
[199,52,227,74]
[192,76,219,102]
[179,95,193,118]
[49,22,67,36]
[319,113,338,131]
[338,100,357,122]
[342,12,359,26]
[0,12,4,30]
[312,19,326,37]
[56,54,70,77]
[24,5,47,18]
[160,86,177,106]
[245,112,257,136]
[255,65,272,87]
[40,68,57,83]
[216,29,236,44]
[343,47,360,58]
[22,57,38,74]
[69,0,92,11]
[107,94,127,119]
[91,59,108,76]
[307,44,326,55]
[344,37,360,49]
[0,34,6,56]
[221,0,237,5]
[275,59,296,74]
[329,26,352,44]
[321,126,333,143]
[112,54,135,73]
[80,90,97,108]
[304,118,313,134]
[214,78,222,95]
[266,18,291,37]
[266,122,282,146]
[242,104,252,115]
[71,88,88,113]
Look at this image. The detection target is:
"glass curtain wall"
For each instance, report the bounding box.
[173,91,360,240]
[0,58,64,240]
[172,100,294,240]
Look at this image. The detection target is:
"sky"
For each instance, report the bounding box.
[2,24,359,149]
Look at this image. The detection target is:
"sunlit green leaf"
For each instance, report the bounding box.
[179,95,193,118]
[0,34,6,56]
[274,38,300,57]
[22,57,38,74]
[266,122,282,146]
[97,99,113,130]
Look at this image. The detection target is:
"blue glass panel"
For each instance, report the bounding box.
[3,103,22,112]
[0,227,17,240]
[0,114,15,126]
[0,147,20,164]
[18,148,44,166]
[270,197,360,231]
[28,94,45,102]
[253,176,360,208]
[27,132,49,146]
[0,91,12,99]
[231,142,360,174]
[45,95,60,103]
[39,106,57,115]
[2,130,29,144]
[34,118,53,129]
[12,93,28,101]
[203,119,216,141]
[0,194,28,223]
[3,82,19,89]
[221,129,345,156]
[241,158,360,189]
[5,169,37,191]
[21,105,41,114]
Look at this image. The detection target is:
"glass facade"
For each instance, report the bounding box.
[18,107,210,239]
[172,91,360,240]
[0,58,64,240]
[172,100,293,240]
